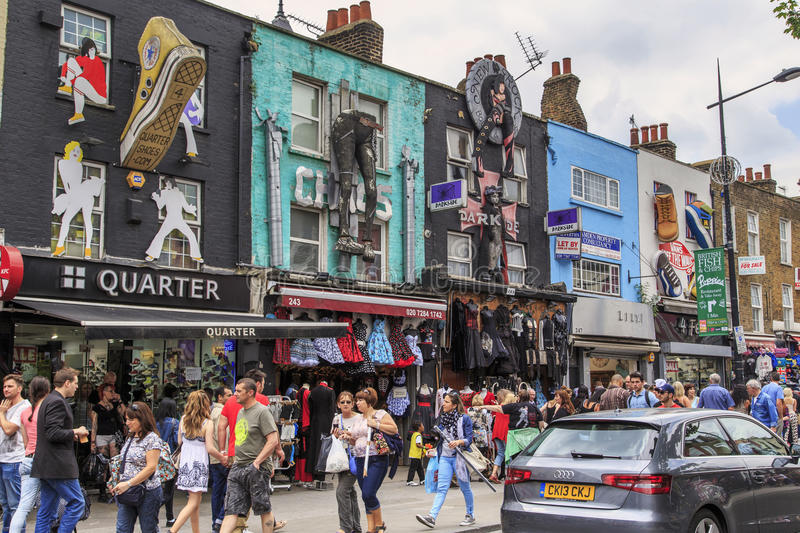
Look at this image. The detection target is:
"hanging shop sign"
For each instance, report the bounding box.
[658,241,694,274]
[737,256,766,276]
[695,247,728,336]
[0,246,24,301]
[796,268,800,290]
[580,231,621,261]
[554,232,581,261]
[428,180,467,212]
[733,325,747,354]
[275,286,447,320]
[545,207,581,235]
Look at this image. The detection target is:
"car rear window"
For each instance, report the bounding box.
[519,421,658,460]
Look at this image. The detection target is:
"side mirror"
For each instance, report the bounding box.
[791,444,800,464]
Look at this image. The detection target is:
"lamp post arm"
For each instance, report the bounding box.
[707,79,775,109]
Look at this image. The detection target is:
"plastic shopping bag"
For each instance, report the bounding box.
[315,434,334,474]
[424,455,439,494]
[325,437,350,473]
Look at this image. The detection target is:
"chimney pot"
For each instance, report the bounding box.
[358,0,372,20]
[755,171,763,180]
[764,163,772,180]
[551,61,561,77]
[484,53,493,61]
[494,54,506,68]
[466,60,474,79]
[562,57,572,74]
[738,175,744,182]
[337,7,349,27]
[326,9,338,31]
[745,167,753,181]
[649,124,658,142]
[474,57,482,64]
[630,128,640,146]
[640,126,650,144]
[659,123,668,140]
[349,4,361,22]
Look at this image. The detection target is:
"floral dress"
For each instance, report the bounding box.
[406,334,424,366]
[314,317,346,364]
[367,318,394,365]
[176,420,210,492]
[290,338,319,367]
[388,318,415,368]
[336,316,364,363]
[348,320,376,375]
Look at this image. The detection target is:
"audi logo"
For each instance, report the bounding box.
[553,470,575,480]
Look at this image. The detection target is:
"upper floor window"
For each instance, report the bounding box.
[51,150,105,259]
[751,283,763,333]
[783,284,794,329]
[290,207,323,273]
[503,146,527,203]
[154,177,202,270]
[505,242,526,285]
[573,258,620,296]
[780,219,792,265]
[447,232,472,278]
[359,96,386,170]
[747,211,759,256]
[58,6,111,98]
[291,78,323,153]
[357,219,385,282]
[572,167,619,210]
[446,127,472,185]
[191,46,206,128]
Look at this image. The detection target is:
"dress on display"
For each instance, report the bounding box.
[290,338,319,367]
[176,420,210,492]
[493,306,520,375]
[466,302,487,369]
[295,387,312,482]
[386,374,410,417]
[406,334,424,366]
[314,317,346,364]
[480,307,508,366]
[348,319,376,376]
[388,318,416,368]
[418,324,436,362]
[411,387,434,439]
[336,316,364,363]
[273,307,291,364]
[306,383,335,477]
[450,299,468,371]
[368,318,394,365]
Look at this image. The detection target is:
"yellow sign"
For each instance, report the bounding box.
[126,171,146,189]
[542,483,595,501]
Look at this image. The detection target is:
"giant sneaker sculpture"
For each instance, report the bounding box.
[120,17,206,171]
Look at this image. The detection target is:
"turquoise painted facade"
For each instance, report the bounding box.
[250,24,425,281]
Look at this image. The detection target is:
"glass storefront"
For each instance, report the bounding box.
[589,356,639,388]
[664,356,721,389]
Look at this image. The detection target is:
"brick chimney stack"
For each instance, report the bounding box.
[540,57,587,131]
[630,121,677,160]
[318,1,384,63]
[748,163,778,193]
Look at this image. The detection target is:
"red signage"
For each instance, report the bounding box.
[659,241,694,273]
[13,346,36,364]
[0,246,23,301]
[277,287,447,320]
[795,268,800,290]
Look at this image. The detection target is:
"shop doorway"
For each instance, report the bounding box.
[589,356,639,388]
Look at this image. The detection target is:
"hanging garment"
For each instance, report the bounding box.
[368,318,394,365]
[388,318,416,368]
[450,299,468,371]
[295,387,312,483]
[386,374,410,417]
[290,338,319,367]
[435,387,451,419]
[756,353,773,381]
[377,376,391,396]
[481,308,508,366]
[272,307,291,364]
[465,303,487,369]
[493,306,520,375]
[406,334,424,366]
[336,316,364,363]
[411,387,435,439]
[313,317,346,364]
[418,324,436,362]
[306,384,335,477]
[347,320,376,375]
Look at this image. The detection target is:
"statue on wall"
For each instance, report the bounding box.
[478,185,505,283]
[145,177,203,264]
[180,92,204,157]
[331,109,381,262]
[58,38,108,125]
[473,77,514,178]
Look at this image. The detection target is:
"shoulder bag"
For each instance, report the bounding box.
[115,438,147,506]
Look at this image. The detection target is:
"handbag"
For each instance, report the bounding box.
[115,439,146,506]
[315,434,335,474]
[325,437,350,473]
[348,447,358,476]
[156,439,177,482]
[171,442,182,467]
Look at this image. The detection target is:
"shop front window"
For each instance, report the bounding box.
[665,356,720,389]
[589,356,637,388]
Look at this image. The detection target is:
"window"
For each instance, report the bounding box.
[290,208,323,273]
[50,156,105,259]
[747,211,759,256]
[447,232,472,278]
[291,78,323,153]
[751,284,763,333]
[59,6,111,96]
[505,242,526,285]
[652,181,665,231]
[685,191,697,239]
[356,219,385,282]
[571,167,619,210]
[192,46,206,128]
[783,284,794,329]
[683,419,734,457]
[503,146,527,203]
[155,177,202,270]
[573,259,620,296]
[718,416,788,456]
[446,127,472,185]
[780,219,792,265]
[359,97,386,170]
[721,206,737,252]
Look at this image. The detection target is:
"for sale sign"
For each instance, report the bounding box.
[738,256,766,275]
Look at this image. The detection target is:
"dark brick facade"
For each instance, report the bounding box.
[318,19,384,63]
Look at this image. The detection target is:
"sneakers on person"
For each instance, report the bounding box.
[119,16,206,171]
[685,200,713,249]
[416,514,436,528]
[407,481,419,486]
[654,183,679,242]
[653,250,682,297]
[459,515,476,526]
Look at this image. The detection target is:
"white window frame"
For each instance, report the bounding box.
[571,166,620,210]
[685,191,698,240]
[505,241,526,286]
[59,5,111,96]
[445,126,472,184]
[751,283,763,333]
[358,95,387,171]
[572,258,621,297]
[357,218,386,283]
[51,156,105,259]
[783,284,794,329]
[747,211,760,256]
[447,231,472,279]
[502,145,528,204]
[156,176,202,271]
[291,77,324,154]
[193,46,206,128]
[721,205,737,252]
[780,219,792,265]
[289,207,325,273]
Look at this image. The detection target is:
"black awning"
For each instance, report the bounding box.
[13,297,347,340]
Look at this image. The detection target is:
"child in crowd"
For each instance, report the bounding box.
[407,422,425,486]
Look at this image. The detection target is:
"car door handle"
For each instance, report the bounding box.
[751,473,767,483]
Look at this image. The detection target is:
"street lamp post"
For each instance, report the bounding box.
[706,61,800,385]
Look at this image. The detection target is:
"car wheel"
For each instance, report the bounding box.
[689,509,724,533]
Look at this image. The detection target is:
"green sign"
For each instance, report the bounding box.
[695,247,729,336]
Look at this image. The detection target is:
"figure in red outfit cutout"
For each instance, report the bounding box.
[58,38,107,125]
[473,76,515,179]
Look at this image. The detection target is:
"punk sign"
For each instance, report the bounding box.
[695,247,728,336]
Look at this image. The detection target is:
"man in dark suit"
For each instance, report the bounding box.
[31,368,88,533]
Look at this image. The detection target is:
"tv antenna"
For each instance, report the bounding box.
[514,32,547,81]
[287,13,325,36]
[629,115,638,129]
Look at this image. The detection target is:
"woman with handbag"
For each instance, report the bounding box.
[90,383,123,501]
[156,390,180,528]
[331,391,362,533]
[348,387,398,533]
[415,391,475,529]
[168,391,227,533]
[110,402,162,533]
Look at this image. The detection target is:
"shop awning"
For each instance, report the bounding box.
[274,286,448,320]
[660,342,732,358]
[571,335,661,355]
[13,297,348,340]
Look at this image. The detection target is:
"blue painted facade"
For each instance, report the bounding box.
[249,23,425,281]
[546,121,641,300]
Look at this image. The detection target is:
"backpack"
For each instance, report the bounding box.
[627,391,652,408]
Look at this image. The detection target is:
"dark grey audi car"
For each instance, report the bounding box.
[501,409,800,533]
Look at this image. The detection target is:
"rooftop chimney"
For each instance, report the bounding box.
[636,121,677,160]
[465,60,474,79]
[649,125,658,141]
[494,54,506,67]
[748,163,778,193]
[764,164,772,180]
[318,1,384,63]
[541,58,587,131]
[326,9,338,31]
[630,127,639,146]
[640,126,650,144]
[746,167,753,181]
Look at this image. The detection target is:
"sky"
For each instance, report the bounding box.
[211,0,800,196]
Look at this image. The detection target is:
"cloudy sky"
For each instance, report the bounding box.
[212,0,800,195]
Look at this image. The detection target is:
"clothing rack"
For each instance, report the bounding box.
[267,395,296,491]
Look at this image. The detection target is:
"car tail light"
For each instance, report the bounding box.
[601,474,671,494]
[505,468,532,485]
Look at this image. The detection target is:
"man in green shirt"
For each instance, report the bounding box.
[221,378,279,533]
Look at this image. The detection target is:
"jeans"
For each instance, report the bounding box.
[354,455,388,512]
[429,455,473,520]
[209,463,228,526]
[161,477,176,521]
[9,457,37,533]
[336,471,361,533]
[0,462,21,533]
[493,438,506,467]
[116,485,162,533]
[34,478,84,533]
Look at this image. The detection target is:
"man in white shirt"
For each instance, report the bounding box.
[0,374,31,533]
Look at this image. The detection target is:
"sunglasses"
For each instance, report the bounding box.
[339,400,353,404]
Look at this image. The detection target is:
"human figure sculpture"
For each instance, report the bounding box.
[473,76,515,179]
[58,38,107,125]
[478,185,505,283]
[145,177,203,264]
[331,109,381,262]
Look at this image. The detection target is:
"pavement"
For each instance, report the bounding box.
[43,468,503,533]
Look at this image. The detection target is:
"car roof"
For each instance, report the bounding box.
[549,408,749,428]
